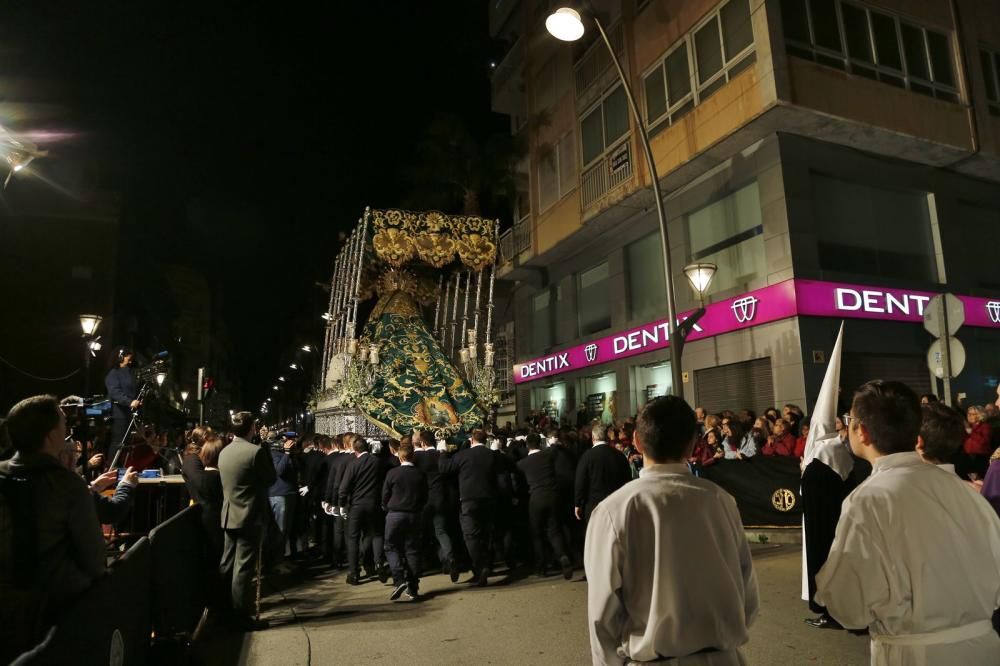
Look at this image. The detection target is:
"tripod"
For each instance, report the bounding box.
[109,382,151,470]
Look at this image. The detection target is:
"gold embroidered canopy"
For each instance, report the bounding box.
[370,209,498,272]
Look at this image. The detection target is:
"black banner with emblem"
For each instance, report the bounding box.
[700,457,802,526]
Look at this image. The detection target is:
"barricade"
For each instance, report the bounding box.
[700,457,803,526]
[148,504,209,638]
[13,536,152,666]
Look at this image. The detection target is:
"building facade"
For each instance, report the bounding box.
[490,0,1000,425]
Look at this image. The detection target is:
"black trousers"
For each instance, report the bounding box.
[347,502,385,577]
[459,499,495,574]
[385,511,423,588]
[528,491,568,569]
[220,525,261,619]
[422,502,455,568]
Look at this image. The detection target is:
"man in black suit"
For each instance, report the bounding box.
[298,434,326,555]
[518,434,573,579]
[438,428,499,586]
[321,435,349,567]
[574,424,632,526]
[413,430,459,581]
[382,440,428,601]
[338,433,389,584]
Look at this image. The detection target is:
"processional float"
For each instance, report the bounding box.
[314,207,500,440]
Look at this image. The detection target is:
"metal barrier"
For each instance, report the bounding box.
[149,505,209,638]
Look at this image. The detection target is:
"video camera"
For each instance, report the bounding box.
[136,351,171,386]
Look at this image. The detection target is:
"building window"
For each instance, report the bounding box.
[538,133,577,212]
[643,0,755,137]
[532,290,551,352]
[981,48,1000,116]
[578,262,611,335]
[781,0,959,103]
[580,85,629,167]
[626,232,666,322]
[686,181,765,294]
[811,173,937,283]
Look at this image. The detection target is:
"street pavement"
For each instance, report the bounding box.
[197,545,869,665]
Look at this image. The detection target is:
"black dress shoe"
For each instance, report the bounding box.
[404,585,418,601]
[448,559,460,583]
[345,573,361,585]
[476,567,489,587]
[559,556,573,580]
[377,563,391,584]
[804,615,843,630]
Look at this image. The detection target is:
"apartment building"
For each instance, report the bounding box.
[489,0,1000,425]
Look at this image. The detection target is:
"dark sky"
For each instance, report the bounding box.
[2,1,507,409]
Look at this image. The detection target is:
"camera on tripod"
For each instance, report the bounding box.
[136,352,172,387]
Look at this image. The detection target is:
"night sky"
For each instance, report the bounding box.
[1,1,508,409]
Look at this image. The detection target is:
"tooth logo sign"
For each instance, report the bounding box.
[731,296,759,324]
[987,301,1000,325]
[584,343,599,362]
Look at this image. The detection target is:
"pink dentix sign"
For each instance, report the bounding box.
[513,278,1000,384]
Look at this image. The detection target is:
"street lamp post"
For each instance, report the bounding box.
[79,315,102,398]
[546,7,684,397]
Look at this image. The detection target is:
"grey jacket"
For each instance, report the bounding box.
[218,436,276,530]
[0,451,106,606]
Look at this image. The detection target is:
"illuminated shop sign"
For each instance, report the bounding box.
[513,279,1000,384]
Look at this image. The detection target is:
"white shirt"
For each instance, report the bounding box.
[400,461,414,467]
[528,449,542,456]
[584,463,759,665]
[816,452,1000,665]
[593,440,607,447]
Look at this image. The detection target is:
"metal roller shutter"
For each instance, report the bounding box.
[695,358,774,414]
[840,353,931,399]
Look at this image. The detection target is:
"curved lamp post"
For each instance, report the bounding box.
[546,6,684,397]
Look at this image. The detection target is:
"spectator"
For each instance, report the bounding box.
[764,407,780,424]
[0,395,106,614]
[783,404,804,435]
[794,419,810,459]
[219,411,276,631]
[690,428,724,470]
[722,417,756,459]
[267,432,299,559]
[584,396,758,663]
[963,406,993,478]
[181,426,213,505]
[920,393,939,405]
[917,402,966,478]
[694,406,706,434]
[737,409,755,430]
[762,419,797,457]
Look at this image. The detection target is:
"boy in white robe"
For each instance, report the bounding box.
[816,379,1000,665]
[584,396,759,665]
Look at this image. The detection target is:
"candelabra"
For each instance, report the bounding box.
[459,328,499,407]
[338,339,382,404]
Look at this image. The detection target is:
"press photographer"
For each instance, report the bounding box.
[105,347,140,464]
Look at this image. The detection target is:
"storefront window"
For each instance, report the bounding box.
[686,181,765,294]
[581,372,617,425]
[626,232,666,322]
[632,362,672,409]
[812,174,937,283]
[578,262,611,335]
[531,382,567,425]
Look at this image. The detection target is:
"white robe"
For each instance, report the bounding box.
[584,464,759,665]
[816,452,1000,666]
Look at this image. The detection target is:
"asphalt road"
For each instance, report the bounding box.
[201,545,869,665]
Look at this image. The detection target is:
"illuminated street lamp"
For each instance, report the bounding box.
[155,372,167,387]
[289,363,298,370]
[273,385,280,390]
[321,313,332,321]
[180,390,189,402]
[79,314,104,397]
[278,376,286,382]
[545,6,683,396]
[79,315,102,336]
[684,263,718,306]
[301,345,313,353]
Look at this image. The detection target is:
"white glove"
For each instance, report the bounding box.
[321,501,329,513]
[436,440,446,451]
[298,485,309,497]
[339,507,348,518]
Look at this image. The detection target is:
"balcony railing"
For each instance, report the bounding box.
[580,138,633,209]
[574,21,625,98]
[499,214,531,263]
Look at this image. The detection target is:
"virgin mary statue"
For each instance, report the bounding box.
[353,270,484,438]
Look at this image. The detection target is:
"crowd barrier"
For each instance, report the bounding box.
[700,457,804,527]
[12,505,208,665]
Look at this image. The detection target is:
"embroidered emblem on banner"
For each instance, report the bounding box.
[771,488,796,512]
[731,296,759,324]
[987,301,1000,325]
[584,343,599,363]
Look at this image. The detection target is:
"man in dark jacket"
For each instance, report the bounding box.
[338,433,389,584]
[413,430,459,580]
[104,348,140,465]
[574,424,632,525]
[382,441,428,601]
[323,435,353,567]
[438,429,501,586]
[268,434,298,558]
[218,411,276,631]
[518,434,573,579]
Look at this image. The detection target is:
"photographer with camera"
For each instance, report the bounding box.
[105,347,140,465]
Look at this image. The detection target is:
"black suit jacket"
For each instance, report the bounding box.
[325,452,353,506]
[338,452,388,508]
[438,445,498,502]
[414,448,447,508]
[574,443,632,511]
[517,450,559,497]
[549,443,578,497]
[382,464,428,513]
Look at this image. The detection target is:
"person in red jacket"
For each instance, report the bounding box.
[961,405,994,479]
[762,419,797,457]
[794,420,809,459]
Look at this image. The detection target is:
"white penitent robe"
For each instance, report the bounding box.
[816,452,1000,666]
[584,464,759,665]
